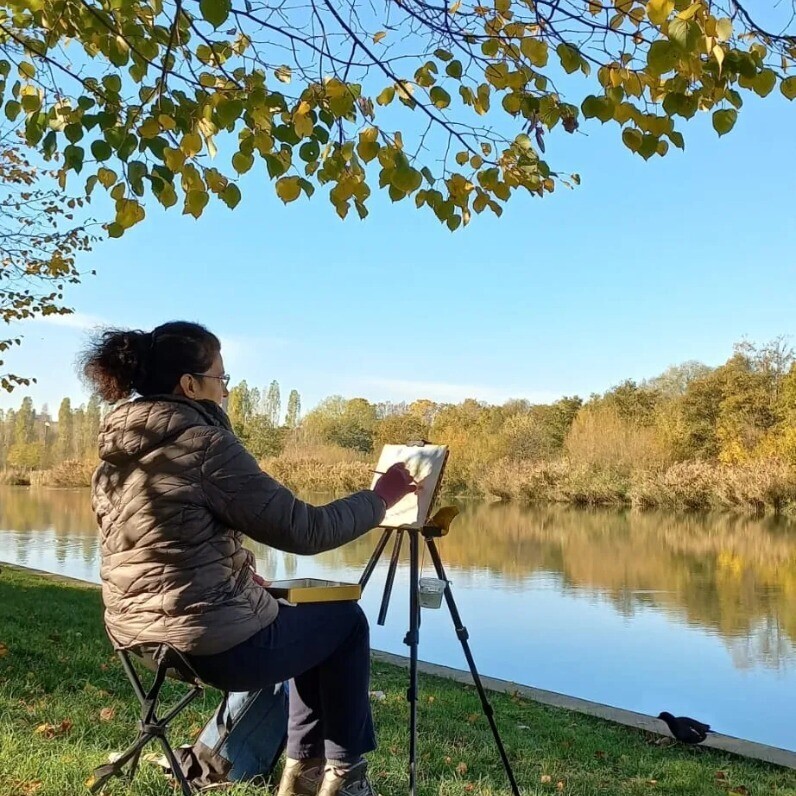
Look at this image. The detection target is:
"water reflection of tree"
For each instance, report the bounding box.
[2,487,795,668]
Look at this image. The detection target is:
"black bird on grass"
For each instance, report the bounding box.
[658,712,712,744]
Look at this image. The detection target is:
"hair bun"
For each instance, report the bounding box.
[79,328,152,403]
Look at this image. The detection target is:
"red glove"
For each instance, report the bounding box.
[373,463,417,509]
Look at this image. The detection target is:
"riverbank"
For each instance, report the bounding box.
[6,455,795,517]
[1,566,795,795]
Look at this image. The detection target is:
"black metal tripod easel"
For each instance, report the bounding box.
[359,521,521,796]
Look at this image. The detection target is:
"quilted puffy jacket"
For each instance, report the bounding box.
[91,395,385,655]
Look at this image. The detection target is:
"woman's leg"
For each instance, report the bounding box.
[189,600,375,761]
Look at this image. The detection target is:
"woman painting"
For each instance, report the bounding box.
[81,320,415,796]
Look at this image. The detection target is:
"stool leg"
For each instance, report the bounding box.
[158,736,194,796]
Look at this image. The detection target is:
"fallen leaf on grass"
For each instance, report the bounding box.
[541,775,552,784]
[9,781,42,796]
[730,788,749,795]
[556,781,565,792]
[594,750,606,759]
[426,695,435,703]
[517,724,530,730]
[99,707,115,722]
[456,762,468,775]
[466,713,479,724]
[0,642,8,657]
[35,719,72,739]
[369,690,386,702]
[715,772,727,781]
[464,785,474,792]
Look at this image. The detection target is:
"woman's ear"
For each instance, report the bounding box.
[176,373,195,397]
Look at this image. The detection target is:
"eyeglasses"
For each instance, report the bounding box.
[190,372,231,387]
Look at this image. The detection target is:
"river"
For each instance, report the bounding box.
[1,486,794,752]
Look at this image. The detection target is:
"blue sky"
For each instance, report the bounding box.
[2,86,794,415]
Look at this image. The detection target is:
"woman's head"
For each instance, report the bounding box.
[80,321,229,405]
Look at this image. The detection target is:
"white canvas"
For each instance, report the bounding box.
[370,444,449,529]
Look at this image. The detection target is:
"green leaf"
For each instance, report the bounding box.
[520,38,548,67]
[217,98,243,127]
[753,69,776,98]
[621,128,642,153]
[232,151,254,174]
[4,100,20,121]
[668,130,685,150]
[556,44,581,75]
[638,134,659,160]
[200,0,231,28]
[712,108,737,136]
[116,198,145,229]
[581,95,613,123]
[781,76,796,101]
[299,140,320,162]
[429,86,451,109]
[446,60,463,80]
[91,140,112,161]
[221,184,241,209]
[376,86,395,106]
[647,41,677,76]
[667,17,689,49]
[184,189,210,218]
[63,144,84,173]
[275,176,302,203]
[156,183,178,209]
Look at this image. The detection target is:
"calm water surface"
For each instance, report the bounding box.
[1,486,794,752]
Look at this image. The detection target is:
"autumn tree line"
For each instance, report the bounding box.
[2,339,795,514]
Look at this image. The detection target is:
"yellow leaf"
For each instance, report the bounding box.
[449,0,461,13]
[677,2,701,21]
[373,31,386,43]
[646,0,673,25]
[715,17,732,41]
[275,176,302,203]
[0,642,7,657]
[588,0,603,14]
[713,44,724,72]
[292,101,314,139]
[275,65,292,83]
[99,707,116,722]
[180,132,202,157]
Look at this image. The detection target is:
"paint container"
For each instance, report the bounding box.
[418,577,446,609]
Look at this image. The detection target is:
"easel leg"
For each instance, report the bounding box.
[359,528,392,590]
[378,530,404,626]
[405,530,420,796]
[425,538,522,796]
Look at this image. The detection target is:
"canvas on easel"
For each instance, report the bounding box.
[370,444,449,530]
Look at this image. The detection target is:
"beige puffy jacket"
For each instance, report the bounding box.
[92,396,385,655]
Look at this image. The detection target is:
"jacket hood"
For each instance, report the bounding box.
[97,396,232,465]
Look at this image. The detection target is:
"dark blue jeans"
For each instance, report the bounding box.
[188,601,376,762]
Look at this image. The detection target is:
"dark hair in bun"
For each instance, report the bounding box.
[80,321,221,403]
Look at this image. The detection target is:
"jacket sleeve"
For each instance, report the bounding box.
[199,427,386,555]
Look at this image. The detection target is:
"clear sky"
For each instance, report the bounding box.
[2,86,794,415]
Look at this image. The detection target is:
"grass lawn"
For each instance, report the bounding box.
[1,565,794,796]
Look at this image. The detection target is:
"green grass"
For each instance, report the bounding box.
[1,566,794,796]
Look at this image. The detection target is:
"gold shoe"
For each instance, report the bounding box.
[317,760,374,796]
[276,757,326,796]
